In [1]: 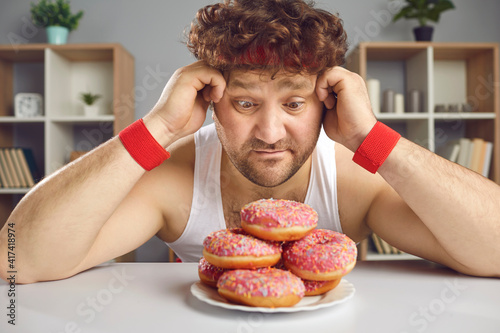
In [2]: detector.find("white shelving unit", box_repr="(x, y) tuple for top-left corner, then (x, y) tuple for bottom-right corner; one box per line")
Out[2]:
(346, 42), (499, 261)
(0, 44), (134, 242)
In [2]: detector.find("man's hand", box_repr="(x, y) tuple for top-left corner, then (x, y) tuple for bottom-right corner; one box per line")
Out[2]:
(143, 61), (226, 147)
(316, 66), (377, 152)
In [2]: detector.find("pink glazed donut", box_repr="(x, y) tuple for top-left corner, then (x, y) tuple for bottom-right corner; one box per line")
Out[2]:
(302, 278), (341, 296)
(240, 199), (318, 241)
(197, 257), (228, 288)
(217, 268), (305, 308)
(202, 228), (282, 269)
(283, 229), (357, 281)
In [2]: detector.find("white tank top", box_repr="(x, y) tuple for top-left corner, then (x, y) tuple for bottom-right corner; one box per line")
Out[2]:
(165, 123), (342, 262)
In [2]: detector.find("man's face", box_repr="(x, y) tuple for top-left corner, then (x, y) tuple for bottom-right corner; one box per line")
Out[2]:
(213, 69), (324, 187)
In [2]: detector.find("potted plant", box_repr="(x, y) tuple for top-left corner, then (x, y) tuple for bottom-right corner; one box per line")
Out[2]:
(30, 0), (84, 44)
(392, 0), (455, 41)
(80, 92), (102, 117)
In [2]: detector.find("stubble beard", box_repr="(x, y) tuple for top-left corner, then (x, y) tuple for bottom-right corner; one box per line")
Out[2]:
(217, 126), (320, 188)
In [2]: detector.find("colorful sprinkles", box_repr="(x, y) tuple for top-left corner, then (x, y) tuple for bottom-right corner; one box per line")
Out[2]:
(199, 200), (358, 307)
(283, 229), (357, 274)
(241, 199), (318, 229)
(217, 268), (305, 298)
(203, 228), (282, 257)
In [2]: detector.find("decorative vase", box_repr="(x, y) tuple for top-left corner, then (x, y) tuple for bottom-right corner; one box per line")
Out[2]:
(83, 105), (99, 117)
(413, 26), (434, 42)
(46, 26), (69, 45)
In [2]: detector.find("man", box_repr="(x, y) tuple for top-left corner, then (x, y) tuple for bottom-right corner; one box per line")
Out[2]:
(1, 0), (499, 283)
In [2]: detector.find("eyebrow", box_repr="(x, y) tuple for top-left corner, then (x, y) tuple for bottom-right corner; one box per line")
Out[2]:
(228, 79), (259, 91)
(276, 78), (313, 91)
(227, 77), (313, 92)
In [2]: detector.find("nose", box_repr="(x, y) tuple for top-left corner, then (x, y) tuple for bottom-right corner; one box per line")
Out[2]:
(254, 104), (287, 145)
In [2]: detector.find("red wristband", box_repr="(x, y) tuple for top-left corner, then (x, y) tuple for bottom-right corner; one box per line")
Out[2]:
(119, 119), (170, 171)
(352, 121), (401, 173)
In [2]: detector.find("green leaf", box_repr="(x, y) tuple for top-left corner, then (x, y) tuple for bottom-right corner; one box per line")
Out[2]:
(30, 0), (83, 31)
(391, 0), (455, 26)
(392, 6), (415, 22)
(427, 1), (455, 22)
(80, 92), (102, 106)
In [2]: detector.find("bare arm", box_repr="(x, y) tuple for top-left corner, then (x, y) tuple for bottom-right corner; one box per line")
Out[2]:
(0, 138), (152, 283)
(317, 66), (500, 277)
(374, 137), (500, 276)
(0, 61), (226, 283)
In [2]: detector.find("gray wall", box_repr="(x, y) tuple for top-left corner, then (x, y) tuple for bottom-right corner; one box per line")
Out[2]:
(1, 0), (499, 261)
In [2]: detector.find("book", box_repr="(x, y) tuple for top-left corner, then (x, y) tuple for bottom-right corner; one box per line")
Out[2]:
(455, 138), (472, 167)
(371, 234), (383, 254)
(482, 142), (493, 177)
(436, 140), (460, 163)
(15, 148), (35, 187)
(370, 233), (402, 255)
(0, 148), (40, 188)
(0, 152), (9, 188)
(5, 149), (21, 187)
(0, 149), (17, 187)
(469, 138), (485, 173)
(21, 148), (41, 183)
(9, 148), (28, 187)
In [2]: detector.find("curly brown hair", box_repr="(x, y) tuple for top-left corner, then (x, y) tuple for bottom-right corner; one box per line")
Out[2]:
(187, 0), (348, 75)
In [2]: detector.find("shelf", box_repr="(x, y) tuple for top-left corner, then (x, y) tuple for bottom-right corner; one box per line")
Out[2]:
(433, 112), (496, 120)
(0, 116), (46, 123)
(50, 115), (115, 123)
(377, 113), (430, 120)
(365, 253), (422, 261)
(0, 188), (31, 195)
(0, 43), (123, 62)
(377, 112), (496, 122)
(353, 41), (498, 61)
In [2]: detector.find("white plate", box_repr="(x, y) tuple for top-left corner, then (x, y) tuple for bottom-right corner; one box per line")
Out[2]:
(190, 279), (355, 313)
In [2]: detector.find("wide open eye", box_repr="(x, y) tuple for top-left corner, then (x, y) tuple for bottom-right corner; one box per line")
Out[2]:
(237, 100), (255, 110)
(285, 101), (305, 111)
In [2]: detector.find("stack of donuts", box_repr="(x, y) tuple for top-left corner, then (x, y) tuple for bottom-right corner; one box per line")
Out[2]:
(198, 198), (357, 308)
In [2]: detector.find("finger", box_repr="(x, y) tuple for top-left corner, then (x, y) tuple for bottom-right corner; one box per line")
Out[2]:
(316, 66), (348, 95)
(316, 68), (341, 103)
(202, 86), (212, 102)
(196, 73), (225, 103)
(324, 94), (337, 110)
(208, 74), (226, 103)
(316, 76), (331, 102)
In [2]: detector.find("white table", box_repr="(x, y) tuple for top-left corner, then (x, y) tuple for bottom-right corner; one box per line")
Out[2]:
(1, 260), (499, 333)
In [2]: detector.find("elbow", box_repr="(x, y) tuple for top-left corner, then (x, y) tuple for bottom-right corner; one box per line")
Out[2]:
(451, 260), (500, 278)
(0, 260), (39, 285)
(459, 268), (500, 278)
(0, 246), (42, 284)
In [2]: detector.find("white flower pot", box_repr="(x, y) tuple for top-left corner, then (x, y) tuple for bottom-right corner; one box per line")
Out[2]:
(83, 105), (100, 117)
